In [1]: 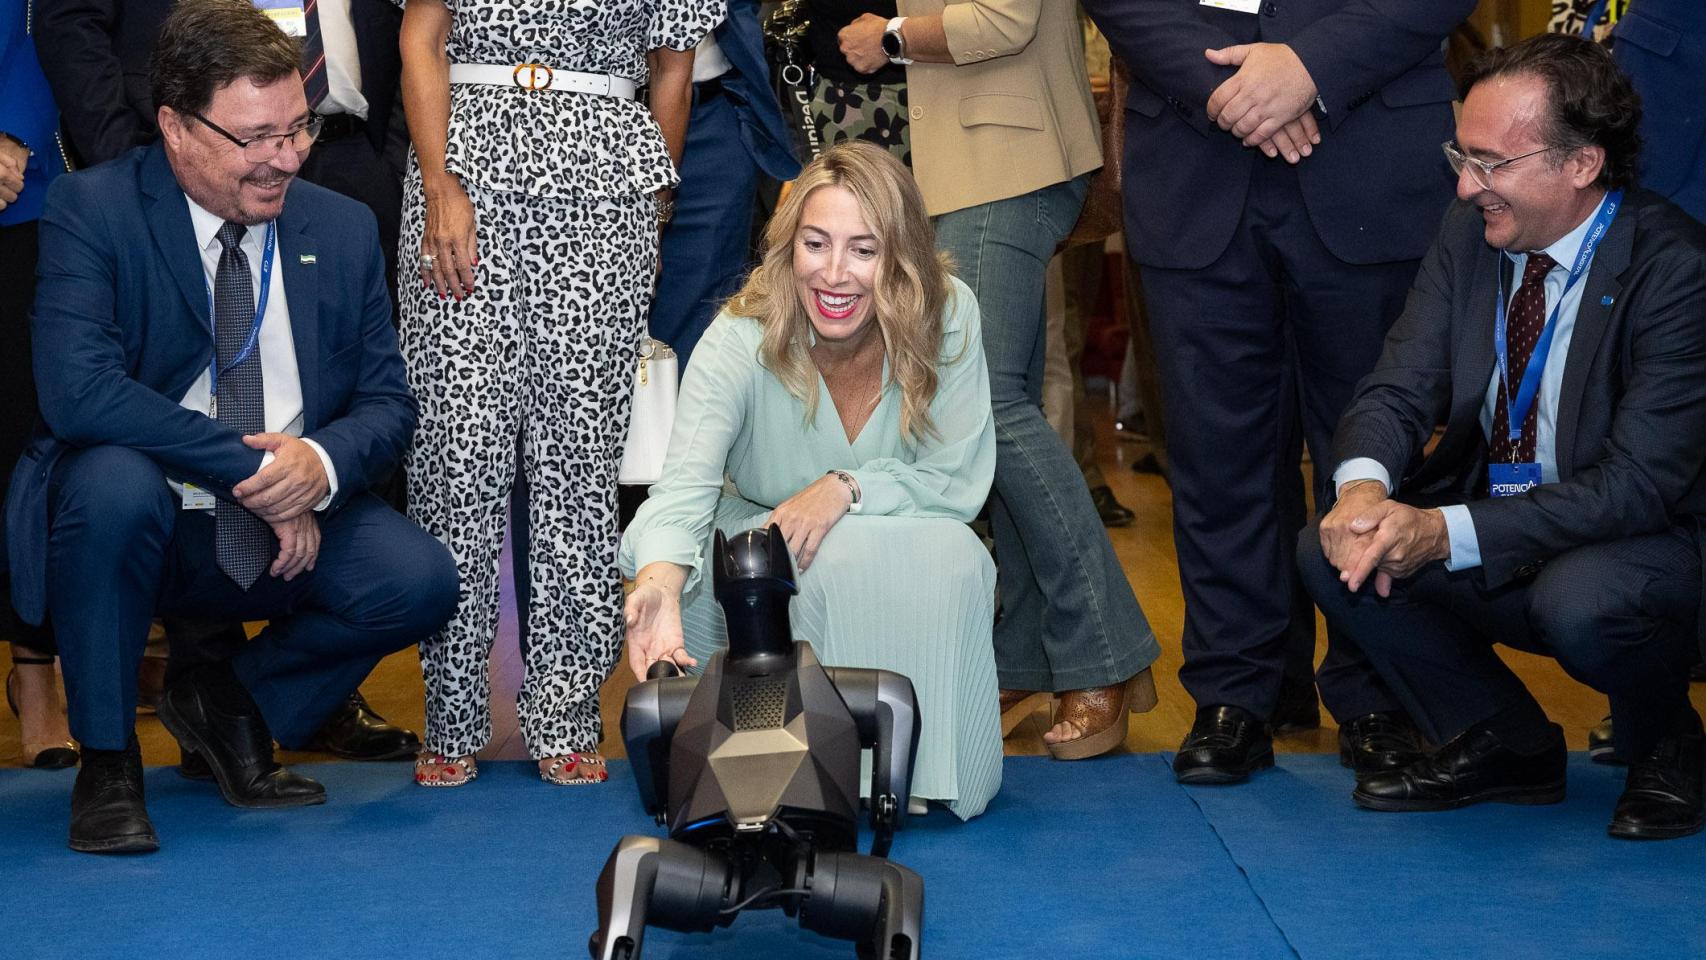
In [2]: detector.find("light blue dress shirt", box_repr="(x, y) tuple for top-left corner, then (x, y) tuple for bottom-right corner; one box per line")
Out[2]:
(1332, 200), (1607, 571)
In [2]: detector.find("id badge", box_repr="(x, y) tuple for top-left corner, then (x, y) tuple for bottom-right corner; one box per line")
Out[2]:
(253, 0), (308, 37)
(181, 483), (217, 511)
(1488, 462), (1542, 498)
(1200, 0), (1262, 13)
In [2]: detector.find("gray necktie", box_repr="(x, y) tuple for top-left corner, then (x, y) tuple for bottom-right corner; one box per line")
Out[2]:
(213, 221), (271, 589)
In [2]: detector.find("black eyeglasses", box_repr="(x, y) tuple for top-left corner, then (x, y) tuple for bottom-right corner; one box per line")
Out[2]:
(188, 110), (324, 161)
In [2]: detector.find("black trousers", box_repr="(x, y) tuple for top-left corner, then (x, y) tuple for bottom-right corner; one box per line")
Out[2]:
(1297, 520), (1702, 760)
(1138, 159), (1417, 720)
(1, 219), (53, 653)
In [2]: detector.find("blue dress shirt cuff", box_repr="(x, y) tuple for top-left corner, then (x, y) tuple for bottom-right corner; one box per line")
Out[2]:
(1437, 504), (1482, 571)
(1332, 458), (1392, 498)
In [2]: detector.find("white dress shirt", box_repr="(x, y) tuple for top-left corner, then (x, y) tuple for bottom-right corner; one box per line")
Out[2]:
(313, 0), (369, 119)
(1331, 199), (1607, 571)
(691, 21), (731, 83)
(180, 195), (339, 509)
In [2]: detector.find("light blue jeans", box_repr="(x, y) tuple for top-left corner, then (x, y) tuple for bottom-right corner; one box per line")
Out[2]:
(934, 175), (1159, 691)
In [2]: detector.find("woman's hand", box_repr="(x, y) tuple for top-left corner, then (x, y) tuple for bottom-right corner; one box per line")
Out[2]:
(625, 567), (696, 682)
(420, 178), (478, 300)
(768, 474), (854, 572)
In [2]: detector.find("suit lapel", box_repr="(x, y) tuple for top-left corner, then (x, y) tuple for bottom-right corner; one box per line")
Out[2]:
(1451, 241), (1500, 434)
(1554, 206), (1632, 478)
(141, 145), (213, 347)
(278, 196), (321, 431)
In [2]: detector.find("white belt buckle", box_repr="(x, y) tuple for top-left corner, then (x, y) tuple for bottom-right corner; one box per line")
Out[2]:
(512, 63), (555, 91)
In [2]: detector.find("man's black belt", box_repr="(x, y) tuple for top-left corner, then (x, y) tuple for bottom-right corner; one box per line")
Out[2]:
(694, 76), (726, 104)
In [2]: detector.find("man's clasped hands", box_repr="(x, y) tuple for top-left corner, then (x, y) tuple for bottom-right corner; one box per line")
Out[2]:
(230, 433), (332, 581)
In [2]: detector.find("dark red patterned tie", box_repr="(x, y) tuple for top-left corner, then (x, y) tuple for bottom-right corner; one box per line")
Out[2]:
(300, 0), (328, 110)
(1489, 252), (1558, 464)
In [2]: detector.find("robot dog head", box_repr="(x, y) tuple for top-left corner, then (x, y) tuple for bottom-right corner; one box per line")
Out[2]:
(713, 526), (797, 664)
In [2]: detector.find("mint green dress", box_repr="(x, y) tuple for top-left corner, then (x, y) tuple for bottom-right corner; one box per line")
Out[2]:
(619, 277), (1002, 819)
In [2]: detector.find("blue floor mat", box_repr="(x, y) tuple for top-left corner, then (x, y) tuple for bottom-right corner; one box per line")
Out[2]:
(0, 755), (1290, 960)
(1181, 753), (1706, 960)
(4, 754), (1700, 959)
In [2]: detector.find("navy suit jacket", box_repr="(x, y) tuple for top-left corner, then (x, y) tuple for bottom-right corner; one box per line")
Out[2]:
(33, 0), (402, 166)
(718, 0), (802, 181)
(1332, 190), (1706, 593)
(3, 142), (416, 623)
(1079, 0), (1474, 271)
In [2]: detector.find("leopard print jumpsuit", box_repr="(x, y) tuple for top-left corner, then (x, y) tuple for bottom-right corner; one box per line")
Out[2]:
(396, 0), (724, 760)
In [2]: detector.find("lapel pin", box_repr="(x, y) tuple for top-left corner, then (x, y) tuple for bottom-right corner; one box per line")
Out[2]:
(299, 254), (317, 264)
(1600, 295), (1614, 306)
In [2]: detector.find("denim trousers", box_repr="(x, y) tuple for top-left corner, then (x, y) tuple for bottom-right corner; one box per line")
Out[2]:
(934, 175), (1160, 692)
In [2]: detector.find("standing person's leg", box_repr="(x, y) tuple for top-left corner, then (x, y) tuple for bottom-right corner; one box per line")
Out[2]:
(400, 175), (525, 781)
(1138, 179), (1307, 780)
(516, 191), (656, 783)
(650, 84), (759, 366)
(1275, 189), (1421, 728)
(0, 219), (75, 767)
(934, 176), (1159, 760)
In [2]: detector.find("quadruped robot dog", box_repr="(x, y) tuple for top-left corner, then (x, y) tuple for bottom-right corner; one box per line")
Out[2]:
(590, 526), (926, 960)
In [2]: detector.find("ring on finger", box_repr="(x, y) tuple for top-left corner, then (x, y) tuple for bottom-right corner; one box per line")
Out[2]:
(419, 252), (437, 269)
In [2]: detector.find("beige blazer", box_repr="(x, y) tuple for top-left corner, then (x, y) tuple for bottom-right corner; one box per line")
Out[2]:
(900, 0), (1103, 216)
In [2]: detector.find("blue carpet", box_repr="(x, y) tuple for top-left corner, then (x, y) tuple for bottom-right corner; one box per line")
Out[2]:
(0, 754), (1699, 959)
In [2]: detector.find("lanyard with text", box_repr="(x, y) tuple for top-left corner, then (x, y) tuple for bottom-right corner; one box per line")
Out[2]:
(1488, 189), (1620, 495)
(203, 220), (276, 417)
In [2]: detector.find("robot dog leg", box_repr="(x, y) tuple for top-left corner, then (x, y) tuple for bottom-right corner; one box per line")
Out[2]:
(800, 850), (924, 960)
(589, 835), (734, 960)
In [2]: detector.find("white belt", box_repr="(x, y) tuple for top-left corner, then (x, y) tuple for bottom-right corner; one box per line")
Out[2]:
(448, 63), (636, 98)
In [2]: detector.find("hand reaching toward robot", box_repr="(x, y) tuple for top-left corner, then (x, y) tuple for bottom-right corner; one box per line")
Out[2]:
(625, 562), (698, 682)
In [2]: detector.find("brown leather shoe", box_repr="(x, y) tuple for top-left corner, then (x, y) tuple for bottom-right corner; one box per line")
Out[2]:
(1045, 668), (1159, 761)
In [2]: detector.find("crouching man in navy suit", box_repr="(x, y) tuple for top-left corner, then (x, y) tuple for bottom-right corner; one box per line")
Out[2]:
(3, 0), (458, 854)
(1300, 34), (1706, 840)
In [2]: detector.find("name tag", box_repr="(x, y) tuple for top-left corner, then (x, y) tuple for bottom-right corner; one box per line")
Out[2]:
(1200, 0), (1262, 13)
(1488, 462), (1542, 498)
(181, 483), (217, 511)
(253, 0), (308, 37)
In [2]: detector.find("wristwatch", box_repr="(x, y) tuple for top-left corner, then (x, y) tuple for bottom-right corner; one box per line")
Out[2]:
(881, 17), (912, 66)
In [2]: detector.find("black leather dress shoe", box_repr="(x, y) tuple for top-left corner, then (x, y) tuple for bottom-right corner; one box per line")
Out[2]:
(1353, 722), (1565, 812)
(156, 664), (325, 809)
(1089, 486), (1135, 528)
(69, 740), (158, 855)
(1338, 712), (1426, 776)
(305, 692), (420, 761)
(1609, 732), (1704, 841)
(1174, 705), (1274, 784)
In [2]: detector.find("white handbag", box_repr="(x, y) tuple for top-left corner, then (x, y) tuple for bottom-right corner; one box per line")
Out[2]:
(618, 335), (679, 486)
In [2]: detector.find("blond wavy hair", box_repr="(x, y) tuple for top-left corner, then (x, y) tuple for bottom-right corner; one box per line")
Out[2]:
(726, 141), (954, 444)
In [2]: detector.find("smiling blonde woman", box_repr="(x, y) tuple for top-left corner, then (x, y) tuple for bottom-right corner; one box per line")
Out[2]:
(620, 142), (1003, 819)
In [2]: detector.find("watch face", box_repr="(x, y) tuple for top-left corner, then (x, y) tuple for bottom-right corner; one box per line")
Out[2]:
(882, 30), (902, 57)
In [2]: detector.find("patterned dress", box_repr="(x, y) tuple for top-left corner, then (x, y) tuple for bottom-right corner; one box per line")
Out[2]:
(396, 0), (725, 760)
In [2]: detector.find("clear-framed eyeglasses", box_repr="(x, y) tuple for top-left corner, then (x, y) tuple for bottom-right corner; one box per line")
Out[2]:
(189, 110), (324, 162)
(1442, 140), (1551, 191)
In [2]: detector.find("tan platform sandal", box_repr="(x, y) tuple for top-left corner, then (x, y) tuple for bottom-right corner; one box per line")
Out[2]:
(539, 752), (609, 785)
(414, 752), (477, 787)
(1044, 667), (1160, 761)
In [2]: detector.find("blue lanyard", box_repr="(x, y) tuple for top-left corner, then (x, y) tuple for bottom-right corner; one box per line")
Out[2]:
(204, 220), (276, 404)
(1580, 0), (1612, 38)
(1493, 189), (1621, 449)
